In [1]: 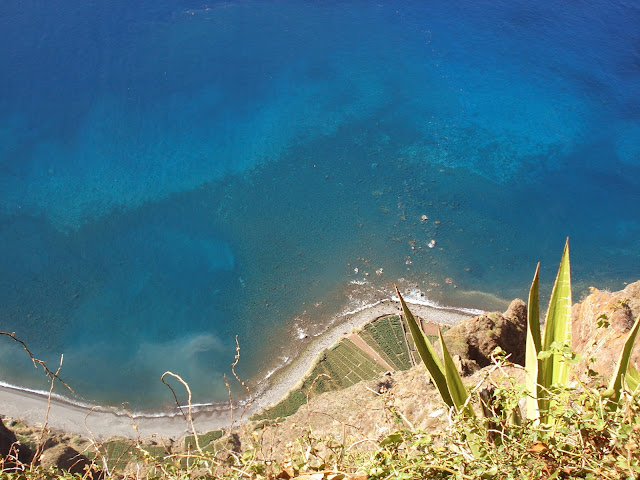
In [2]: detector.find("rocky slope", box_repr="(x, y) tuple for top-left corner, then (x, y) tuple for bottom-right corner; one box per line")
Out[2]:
(228, 280), (640, 462)
(2, 280), (639, 475)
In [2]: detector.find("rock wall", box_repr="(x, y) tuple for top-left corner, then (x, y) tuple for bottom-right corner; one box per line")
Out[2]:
(443, 298), (527, 374)
(572, 280), (640, 379)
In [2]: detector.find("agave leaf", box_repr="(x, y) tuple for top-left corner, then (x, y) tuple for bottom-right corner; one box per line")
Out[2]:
(439, 328), (475, 418)
(527, 263), (542, 351)
(541, 238), (572, 390)
(607, 313), (640, 410)
(626, 365), (640, 394)
(525, 262), (541, 421)
(395, 285), (453, 408)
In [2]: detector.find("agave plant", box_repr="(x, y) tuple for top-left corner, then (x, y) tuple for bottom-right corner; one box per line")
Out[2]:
(399, 238), (640, 425)
(395, 284), (484, 458)
(524, 238), (572, 423)
(606, 313), (640, 410)
(395, 240), (640, 466)
(394, 241), (575, 423)
(525, 239), (640, 421)
(394, 285), (474, 419)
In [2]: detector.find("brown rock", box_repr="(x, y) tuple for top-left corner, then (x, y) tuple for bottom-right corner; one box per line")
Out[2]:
(39, 444), (99, 478)
(571, 283), (640, 378)
(505, 298), (527, 323)
(443, 299), (527, 369)
(452, 354), (480, 376)
(622, 280), (640, 321)
(0, 417), (32, 466)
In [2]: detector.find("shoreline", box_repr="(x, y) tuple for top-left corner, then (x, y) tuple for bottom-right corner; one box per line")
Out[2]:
(0, 296), (479, 441)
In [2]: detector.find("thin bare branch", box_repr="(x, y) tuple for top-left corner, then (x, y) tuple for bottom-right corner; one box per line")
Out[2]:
(161, 371), (201, 455)
(224, 373), (234, 432)
(0, 331), (73, 392)
(231, 335), (253, 421)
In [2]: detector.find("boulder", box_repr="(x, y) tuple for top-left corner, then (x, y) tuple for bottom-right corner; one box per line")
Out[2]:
(571, 281), (640, 379)
(0, 417), (32, 466)
(39, 443), (99, 478)
(443, 299), (527, 371)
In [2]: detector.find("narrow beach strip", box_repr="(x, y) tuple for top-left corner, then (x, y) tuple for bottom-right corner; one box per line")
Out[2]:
(0, 298), (475, 440)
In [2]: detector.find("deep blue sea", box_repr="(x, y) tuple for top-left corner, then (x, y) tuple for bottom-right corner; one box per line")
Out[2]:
(1, 0), (639, 409)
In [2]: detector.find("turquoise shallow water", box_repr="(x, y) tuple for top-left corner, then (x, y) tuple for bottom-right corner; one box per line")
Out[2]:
(0, 0), (639, 408)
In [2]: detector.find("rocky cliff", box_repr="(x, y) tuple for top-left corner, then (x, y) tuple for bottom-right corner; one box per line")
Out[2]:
(2, 280), (639, 475)
(571, 281), (640, 379)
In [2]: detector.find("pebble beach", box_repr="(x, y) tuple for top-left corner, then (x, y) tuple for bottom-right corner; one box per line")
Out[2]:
(0, 298), (473, 440)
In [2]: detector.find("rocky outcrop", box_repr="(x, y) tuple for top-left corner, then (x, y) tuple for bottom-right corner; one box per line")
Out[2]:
(0, 419), (101, 478)
(439, 281), (640, 380)
(0, 417), (32, 466)
(443, 298), (527, 374)
(39, 443), (100, 479)
(571, 280), (640, 379)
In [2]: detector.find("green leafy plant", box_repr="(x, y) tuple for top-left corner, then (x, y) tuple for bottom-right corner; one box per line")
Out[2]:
(397, 237), (640, 467)
(525, 238), (572, 423)
(525, 238), (640, 421)
(394, 284), (472, 418)
(394, 285), (482, 458)
(607, 312), (640, 410)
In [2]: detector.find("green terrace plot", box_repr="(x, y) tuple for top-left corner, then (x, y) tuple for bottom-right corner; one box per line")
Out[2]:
(253, 338), (385, 420)
(184, 429), (225, 453)
(83, 439), (170, 472)
(361, 315), (413, 371)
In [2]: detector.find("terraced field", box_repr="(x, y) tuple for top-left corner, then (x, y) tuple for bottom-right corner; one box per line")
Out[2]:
(360, 315), (413, 371)
(254, 314), (432, 421)
(254, 337), (385, 420)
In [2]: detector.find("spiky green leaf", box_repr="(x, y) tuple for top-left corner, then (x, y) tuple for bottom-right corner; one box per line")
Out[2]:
(395, 285), (453, 408)
(626, 365), (640, 394)
(541, 238), (572, 390)
(439, 328), (475, 418)
(607, 313), (640, 410)
(527, 263), (542, 351)
(525, 262), (541, 421)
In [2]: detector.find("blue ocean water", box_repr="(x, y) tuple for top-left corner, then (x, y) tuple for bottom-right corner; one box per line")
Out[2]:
(0, 0), (639, 408)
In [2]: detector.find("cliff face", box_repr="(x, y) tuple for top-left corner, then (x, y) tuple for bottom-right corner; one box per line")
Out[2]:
(440, 281), (640, 380)
(248, 280), (640, 461)
(2, 281), (639, 473)
(571, 280), (640, 379)
(443, 298), (527, 374)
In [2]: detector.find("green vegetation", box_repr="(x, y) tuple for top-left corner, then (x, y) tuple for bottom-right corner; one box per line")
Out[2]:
(366, 368), (640, 479)
(184, 429), (224, 452)
(255, 313), (423, 421)
(254, 337), (385, 420)
(526, 239), (639, 421)
(76, 438), (170, 473)
(361, 315), (413, 371)
(390, 239), (640, 474)
(4, 356), (640, 479)
(3, 242), (640, 479)
(396, 285), (465, 414)
(97, 440), (137, 471)
(525, 239), (573, 423)
(608, 313), (640, 412)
